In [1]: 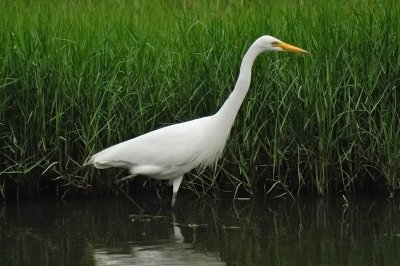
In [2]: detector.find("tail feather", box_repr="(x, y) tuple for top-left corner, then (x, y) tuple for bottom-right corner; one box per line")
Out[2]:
(83, 143), (134, 169)
(93, 161), (112, 169)
(83, 153), (117, 169)
(85, 154), (132, 169)
(82, 154), (112, 169)
(82, 156), (94, 167)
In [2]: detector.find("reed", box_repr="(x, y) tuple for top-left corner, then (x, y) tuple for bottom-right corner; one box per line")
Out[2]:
(0, 0), (399, 198)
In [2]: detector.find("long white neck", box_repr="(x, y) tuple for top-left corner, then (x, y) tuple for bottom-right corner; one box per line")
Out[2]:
(215, 42), (264, 127)
(198, 40), (266, 168)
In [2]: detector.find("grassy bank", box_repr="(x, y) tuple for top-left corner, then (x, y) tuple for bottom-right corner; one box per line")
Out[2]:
(1, 0), (399, 199)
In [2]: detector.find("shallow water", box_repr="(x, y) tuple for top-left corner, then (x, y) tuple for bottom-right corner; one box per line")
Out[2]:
(0, 194), (399, 266)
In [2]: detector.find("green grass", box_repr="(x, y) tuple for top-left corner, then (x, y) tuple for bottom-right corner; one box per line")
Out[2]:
(0, 0), (399, 198)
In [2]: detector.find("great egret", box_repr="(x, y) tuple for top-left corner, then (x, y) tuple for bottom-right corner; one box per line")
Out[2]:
(85, 35), (308, 207)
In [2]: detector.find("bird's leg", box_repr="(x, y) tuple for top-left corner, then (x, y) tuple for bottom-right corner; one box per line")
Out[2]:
(115, 173), (138, 184)
(171, 175), (183, 207)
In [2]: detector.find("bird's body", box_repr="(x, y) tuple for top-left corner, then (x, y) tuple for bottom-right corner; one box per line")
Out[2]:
(86, 35), (308, 206)
(92, 114), (223, 180)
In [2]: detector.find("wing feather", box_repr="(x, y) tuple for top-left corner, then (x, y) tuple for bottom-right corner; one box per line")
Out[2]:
(90, 117), (209, 177)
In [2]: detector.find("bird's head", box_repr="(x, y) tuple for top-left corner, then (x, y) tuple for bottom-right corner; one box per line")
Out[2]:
(255, 35), (309, 54)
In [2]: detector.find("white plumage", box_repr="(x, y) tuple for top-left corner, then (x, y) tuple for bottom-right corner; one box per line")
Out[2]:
(85, 35), (308, 206)
(91, 115), (222, 179)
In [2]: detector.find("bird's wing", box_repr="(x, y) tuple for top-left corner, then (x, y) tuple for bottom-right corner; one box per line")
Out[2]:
(91, 117), (209, 172)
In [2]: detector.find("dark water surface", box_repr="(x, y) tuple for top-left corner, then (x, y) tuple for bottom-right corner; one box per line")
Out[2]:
(1, 194), (399, 266)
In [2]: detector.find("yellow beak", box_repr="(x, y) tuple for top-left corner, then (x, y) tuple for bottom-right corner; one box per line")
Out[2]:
(277, 42), (309, 54)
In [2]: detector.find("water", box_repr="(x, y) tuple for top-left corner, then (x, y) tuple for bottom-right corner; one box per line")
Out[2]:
(0, 195), (399, 266)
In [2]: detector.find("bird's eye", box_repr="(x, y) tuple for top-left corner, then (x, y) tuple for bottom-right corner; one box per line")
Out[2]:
(271, 41), (279, 46)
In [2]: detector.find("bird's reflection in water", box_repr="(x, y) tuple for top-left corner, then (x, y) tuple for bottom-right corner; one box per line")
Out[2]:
(93, 213), (225, 266)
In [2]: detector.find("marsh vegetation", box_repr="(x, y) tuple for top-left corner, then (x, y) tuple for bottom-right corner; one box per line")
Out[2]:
(1, 0), (399, 198)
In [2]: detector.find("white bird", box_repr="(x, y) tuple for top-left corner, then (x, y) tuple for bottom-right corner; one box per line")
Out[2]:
(85, 35), (308, 207)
